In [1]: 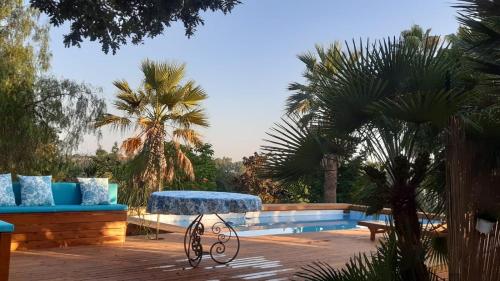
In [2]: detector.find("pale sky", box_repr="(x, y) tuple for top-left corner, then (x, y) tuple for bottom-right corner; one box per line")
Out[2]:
(47, 0), (459, 161)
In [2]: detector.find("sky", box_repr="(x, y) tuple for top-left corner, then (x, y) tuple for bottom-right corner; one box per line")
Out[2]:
(47, 0), (459, 161)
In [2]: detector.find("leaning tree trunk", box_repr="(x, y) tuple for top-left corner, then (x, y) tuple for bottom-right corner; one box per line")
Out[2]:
(322, 154), (338, 203)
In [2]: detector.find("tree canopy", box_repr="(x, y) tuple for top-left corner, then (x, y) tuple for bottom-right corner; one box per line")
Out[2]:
(30, 0), (241, 54)
(0, 0), (106, 174)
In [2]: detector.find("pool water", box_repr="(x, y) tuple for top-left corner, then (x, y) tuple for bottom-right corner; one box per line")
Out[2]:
(234, 210), (389, 236)
(150, 210), (392, 237)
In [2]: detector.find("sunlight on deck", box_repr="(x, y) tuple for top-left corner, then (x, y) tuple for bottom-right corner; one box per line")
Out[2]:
(10, 229), (376, 281)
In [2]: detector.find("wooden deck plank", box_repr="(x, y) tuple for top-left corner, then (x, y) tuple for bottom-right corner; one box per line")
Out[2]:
(10, 229), (377, 280)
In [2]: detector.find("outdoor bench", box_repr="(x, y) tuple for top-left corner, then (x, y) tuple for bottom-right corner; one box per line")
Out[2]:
(357, 220), (447, 241)
(0, 182), (128, 251)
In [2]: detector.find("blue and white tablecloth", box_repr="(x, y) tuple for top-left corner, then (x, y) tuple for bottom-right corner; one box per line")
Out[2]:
(147, 191), (262, 215)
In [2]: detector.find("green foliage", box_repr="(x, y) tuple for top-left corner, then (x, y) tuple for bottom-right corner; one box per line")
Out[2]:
(233, 153), (287, 203)
(261, 117), (327, 183)
(188, 143), (217, 183)
(0, 0), (105, 175)
(295, 232), (444, 281)
(214, 157), (244, 191)
(455, 0), (500, 76)
(167, 143), (218, 190)
(30, 0), (241, 54)
(282, 180), (313, 203)
(336, 155), (367, 203)
(33, 77), (106, 152)
(0, 0), (51, 173)
(286, 42), (344, 124)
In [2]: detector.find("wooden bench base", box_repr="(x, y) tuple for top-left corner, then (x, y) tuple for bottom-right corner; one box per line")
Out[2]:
(0, 232), (11, 280)
(357, 221), (388, 241)
(0, 211), (127, 251)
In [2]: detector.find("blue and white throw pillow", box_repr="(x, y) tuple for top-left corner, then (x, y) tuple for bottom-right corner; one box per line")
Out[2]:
(0, 174), (16, 206)
(78, 178), (110, 205)
(18, 175), (54, 206)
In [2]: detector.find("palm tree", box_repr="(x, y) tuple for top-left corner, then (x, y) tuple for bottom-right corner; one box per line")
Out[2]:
(400, 25), (440, 49)
(287, 42), (344, 123)
(262, 116), (356, 203)
(268, 32), (466, 280)
(320, 35), (465, 281)
(96, 60), (209, 194)
(267, 43), (354, 203)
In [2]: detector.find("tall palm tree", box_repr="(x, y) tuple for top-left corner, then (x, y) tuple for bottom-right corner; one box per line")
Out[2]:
(267, 43), (354, 203)
(96, 60), (209, 194)
(287, 42), (344, 123)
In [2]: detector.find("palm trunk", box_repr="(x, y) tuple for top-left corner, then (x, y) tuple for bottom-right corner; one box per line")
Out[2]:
(322, 154), (338, 203)
(143, 124), (166, 240)
(392, 183), (429, 281)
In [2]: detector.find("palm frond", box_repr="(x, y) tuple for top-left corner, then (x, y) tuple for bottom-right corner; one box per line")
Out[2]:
(295, 231), (444, 281)
(94, 114), (132, 131)
(295, 232), (402, 281)
(121, 137), (143, 155)
(141, 59), (186, 93)
(261, 116), (356, 183)
(177, 81), (208, 108)
(368, 90), (467, 127)
(171, 108), (209, 128)
(173, 128), (203, 146)
(287, 41), (344, 121)
(113, 80), (145, 114)
(261, 118), (324, 182)
(165, 142), (195, 182)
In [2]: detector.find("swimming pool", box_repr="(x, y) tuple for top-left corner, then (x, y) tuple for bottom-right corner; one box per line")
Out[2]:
(145, 210), (392, 237)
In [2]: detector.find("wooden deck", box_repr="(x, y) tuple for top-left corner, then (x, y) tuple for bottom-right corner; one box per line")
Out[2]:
(9, 229), (376, 281)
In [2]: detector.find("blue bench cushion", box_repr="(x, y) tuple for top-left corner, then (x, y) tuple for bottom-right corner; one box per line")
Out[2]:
(11, 182), (119, 205)
(0, 220), (14, 232)
(0, 204), (128, 214)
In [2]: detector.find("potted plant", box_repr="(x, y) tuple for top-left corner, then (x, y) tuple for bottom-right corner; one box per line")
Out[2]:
(476, 212), (498, 234)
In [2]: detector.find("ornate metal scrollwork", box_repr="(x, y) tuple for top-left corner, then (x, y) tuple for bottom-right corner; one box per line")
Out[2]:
(209, 214), (240, 264)
(184, 214), (204, 267)
(183, 214), (240, 267)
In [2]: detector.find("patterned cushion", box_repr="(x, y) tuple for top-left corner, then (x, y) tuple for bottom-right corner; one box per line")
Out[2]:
(77, 178), (110, 205)
(0, 174), (16, 207)
(18, 175), (54, 206)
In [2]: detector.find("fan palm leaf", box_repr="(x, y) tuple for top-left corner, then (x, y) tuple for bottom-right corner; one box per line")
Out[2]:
(94, 114), (132, 132)
(261, 116), (356, 183)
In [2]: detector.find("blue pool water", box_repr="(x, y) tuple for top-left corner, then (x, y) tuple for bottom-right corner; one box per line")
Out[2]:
(232, 210), (390, 236)
(155, 210), (398, 237)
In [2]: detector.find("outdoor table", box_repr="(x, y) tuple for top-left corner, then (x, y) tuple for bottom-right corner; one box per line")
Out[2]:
(147, 191), (262, 267)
